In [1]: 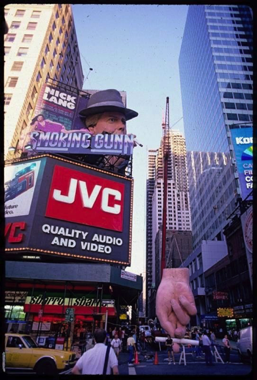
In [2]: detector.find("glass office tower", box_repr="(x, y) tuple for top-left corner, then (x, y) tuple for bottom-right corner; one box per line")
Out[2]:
(179, 5), (253, 247)
(179, 5), (253, 153)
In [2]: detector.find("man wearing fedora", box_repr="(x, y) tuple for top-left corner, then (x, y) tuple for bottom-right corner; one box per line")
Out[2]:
(78, 89), (197, 350)
(78, 89), (138, 174)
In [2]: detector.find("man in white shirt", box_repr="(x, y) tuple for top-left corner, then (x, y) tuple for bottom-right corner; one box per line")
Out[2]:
(71, 329), (119, 375)
(111, 334), (122, 358)
(202, 331), (214, 366)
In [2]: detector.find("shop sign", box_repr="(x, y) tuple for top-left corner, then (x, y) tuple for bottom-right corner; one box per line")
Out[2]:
(200, 314), (218, 320)
(213, 291), (228, 300)
(217, 308), (234, 318)
(5, 291), (28, 304)
(26, 295), (115, 307)
(5, 156), (133, 266)
(32, 321), (51, 331)
(121, 270), (137, 282)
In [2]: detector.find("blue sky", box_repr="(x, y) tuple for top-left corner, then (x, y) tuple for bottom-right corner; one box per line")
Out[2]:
(72, 4), (189, 275)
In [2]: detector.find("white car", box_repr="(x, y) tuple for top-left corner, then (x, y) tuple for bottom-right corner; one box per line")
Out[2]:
(237, 326), (252, 363)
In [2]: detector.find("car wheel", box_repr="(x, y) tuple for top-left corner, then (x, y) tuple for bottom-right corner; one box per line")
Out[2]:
(35, 359), (58, 375)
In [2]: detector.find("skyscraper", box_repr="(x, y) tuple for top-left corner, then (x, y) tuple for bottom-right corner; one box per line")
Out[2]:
(179, 5), (253, 245)
(146, 130), (192, 317)
(4, 4), (84, 159)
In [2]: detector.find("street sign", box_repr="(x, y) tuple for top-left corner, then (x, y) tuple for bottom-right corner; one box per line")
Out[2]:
(65, 308), (74, 322)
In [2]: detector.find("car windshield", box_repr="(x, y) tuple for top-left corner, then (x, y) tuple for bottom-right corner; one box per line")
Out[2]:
(22, 335), (38, 348)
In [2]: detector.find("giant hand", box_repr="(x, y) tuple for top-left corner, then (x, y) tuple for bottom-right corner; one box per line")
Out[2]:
(156, 268), (197, 352)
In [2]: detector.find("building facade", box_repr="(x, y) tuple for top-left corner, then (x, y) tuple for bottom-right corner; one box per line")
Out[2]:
(179, 4), (253, 250)
(4, 4), (84, 159)
(146, 130), (192, 318)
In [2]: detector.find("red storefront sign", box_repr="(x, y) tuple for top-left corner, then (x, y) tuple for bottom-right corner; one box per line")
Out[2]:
(24, 304), (116, 316)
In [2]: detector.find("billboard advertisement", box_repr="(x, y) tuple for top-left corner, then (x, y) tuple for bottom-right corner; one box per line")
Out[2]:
(230, 127), (253, 200)
(18, 80), (135, 156)
(5, 155), (133, 265)
(241, 206), (252, 289)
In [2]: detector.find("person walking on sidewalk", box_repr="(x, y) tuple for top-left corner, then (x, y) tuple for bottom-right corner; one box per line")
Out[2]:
(222, 334), (231, 363)
(71, 329), (118, 375)
(202, 331), (214, 366)
(165, 335), (175, 365)
(111, 334), (122, 359)
(127, 331), (136, 366)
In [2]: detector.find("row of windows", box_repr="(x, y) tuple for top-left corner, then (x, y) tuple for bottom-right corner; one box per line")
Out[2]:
(211, 39), (250, 48)
(205, 6), (239, 11)
(215, 63), (252, 72)
(217, 72), (253, 81)
(210, 32), (248, 39)
(9, 21), (37, 30)
(218, 82), (252, 90)
(214, 55), (252, 63)
(212, 46), (251, 55)
(206, 11), (240, 18)
(222, 92), (252, 100)
(225, 113), (252, 122)
(5, 33), (34, 43)
(209, 25), (251, 33)
(207, 18), (248, 25)
(5, 9), (41, 18)
(222, 102), (252, 111)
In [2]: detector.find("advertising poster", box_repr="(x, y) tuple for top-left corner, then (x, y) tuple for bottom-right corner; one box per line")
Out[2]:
(230, 127), (253, 200)
(18, 80), (135, 156)
(5, 156), (133, 266)
(4, 161), (41, 217)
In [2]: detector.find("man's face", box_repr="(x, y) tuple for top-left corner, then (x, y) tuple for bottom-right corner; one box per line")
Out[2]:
(89, 112), (127, 135)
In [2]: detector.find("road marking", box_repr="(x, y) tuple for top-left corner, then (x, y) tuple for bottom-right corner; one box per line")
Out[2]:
(128, 366), (137, 375)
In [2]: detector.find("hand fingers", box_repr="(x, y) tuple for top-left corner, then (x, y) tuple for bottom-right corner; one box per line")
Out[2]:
(170, 299), (191, 325)
(178, 295), (197, 316)
(156, 311), (176, 338)
(174, 321), (186, 338)
(173, 343), (180, 353)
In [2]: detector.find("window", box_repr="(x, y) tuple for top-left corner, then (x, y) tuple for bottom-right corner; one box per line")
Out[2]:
(27, 22), (37, 30)
(31, 86), (37, 101)
(4, 94), (12, 106)
(45, 45), (49, 55)
(236, 103), (247, 110)
(17, 47), (28, 56)
(22, 34), (33, 43)
(57, 63), (61, 71)
(10, 21), (21, 29)
(50, 60), (54, 70)
(227, 113), (238, 121)
(6, 77), (18, 88)
(224, 102), (236, 109)
(15, 9), (25, 17)
(53, 48), (57, 58)
(55, 11), (59, 19)
(234, 93), (244, 99)
(238, 114), (249, 121)
(52, 21), (56, 31)
(59, 27), (63, 35)
(31, 10), (41, 18)
(36, 71), (42, 83)
(56, 37), (60, 46)
(49, 33), (53, 42)
(40, 57), (46, 69)
(5, 34), (16, 42)
(26, 103), (33, 117)
(11, 62), (24, 71)
(62, 16), (65, 25)
(223, 92), (233, 98)
(5, 46), (11, 55)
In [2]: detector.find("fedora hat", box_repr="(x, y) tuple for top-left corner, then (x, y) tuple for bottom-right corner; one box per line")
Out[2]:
(79, 89), (138, 120)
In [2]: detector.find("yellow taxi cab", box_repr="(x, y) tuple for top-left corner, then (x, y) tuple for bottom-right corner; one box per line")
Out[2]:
(5, 333), (77, 375)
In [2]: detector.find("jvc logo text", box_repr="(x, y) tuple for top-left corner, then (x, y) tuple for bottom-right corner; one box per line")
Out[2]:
(45, 165), (125, 231)
(235, 137), (252, 145)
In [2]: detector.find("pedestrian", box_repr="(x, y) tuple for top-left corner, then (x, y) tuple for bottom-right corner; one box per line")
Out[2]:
(111, 333), (122, 359)
(127, 331), (136, 366)
(71, 328), (118, 375)
(222, 334), (231, 363)
(210, 329), (216, 348)
(132, 329), (138, 351)
(165, 335), (175, 365)
(195, 330), (202, 358)
(140, 330), (146, 351)
(202, 330), (214, 366)
(121, 327), (126, 351)
(233, 330), (238, 341)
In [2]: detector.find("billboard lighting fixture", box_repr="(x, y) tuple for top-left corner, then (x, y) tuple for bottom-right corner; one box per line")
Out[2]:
(24, 144), (32, 150)
(8, 146), (16, 152)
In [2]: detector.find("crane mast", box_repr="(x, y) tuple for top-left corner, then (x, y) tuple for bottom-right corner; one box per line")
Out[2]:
(161, 97), (170, 275)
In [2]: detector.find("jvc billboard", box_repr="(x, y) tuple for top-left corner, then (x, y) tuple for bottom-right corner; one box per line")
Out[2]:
(230, 127), (253, 200)
(4, 156), (133, 265)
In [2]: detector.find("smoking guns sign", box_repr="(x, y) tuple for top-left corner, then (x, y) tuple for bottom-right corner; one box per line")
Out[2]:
(5, 155), (133, 265)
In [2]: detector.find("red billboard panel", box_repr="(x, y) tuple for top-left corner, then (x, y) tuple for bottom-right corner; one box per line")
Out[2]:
(4, 155), (133, 265)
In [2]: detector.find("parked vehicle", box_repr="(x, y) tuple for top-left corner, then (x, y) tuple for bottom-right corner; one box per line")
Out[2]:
(5, 333), (77, 375)
(139, 325), (152, 337)
(237, 326), (252, 363)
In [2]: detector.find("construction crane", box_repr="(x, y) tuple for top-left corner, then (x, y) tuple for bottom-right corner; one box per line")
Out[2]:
(161, 97), (170, 275)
